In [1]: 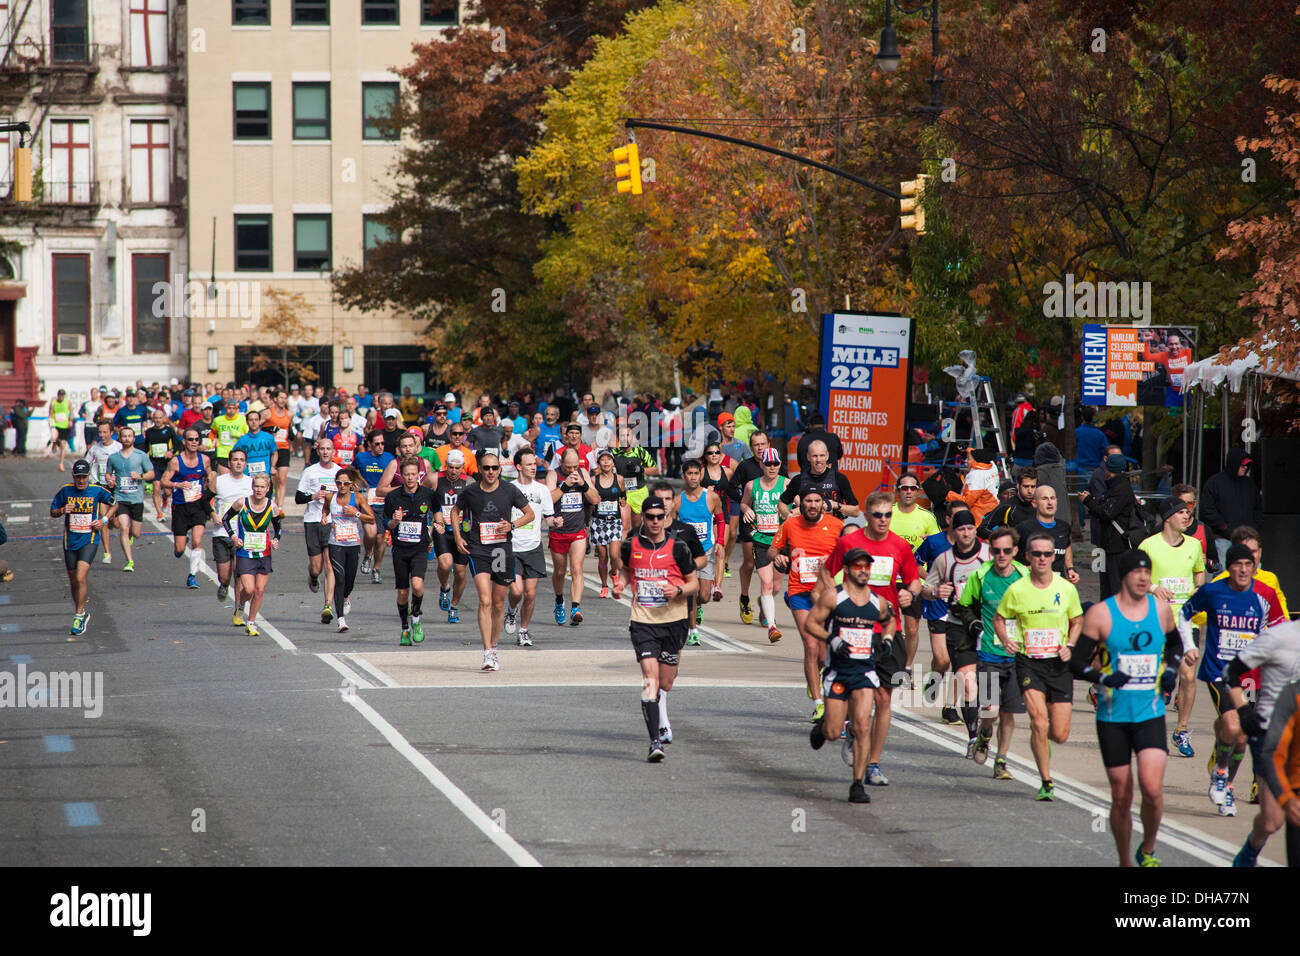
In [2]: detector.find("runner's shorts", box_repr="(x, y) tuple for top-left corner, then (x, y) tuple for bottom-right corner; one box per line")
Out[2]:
(212, 535), (237, 564)
(64, 540), (97, 570)
(391, 547), (428, 590)
(977, 657), (1027, 714)
(276, 449), (292, 469)
(433, 531), (469, 565)
(467, 544), (514, 586)
(626, 486), (649, 514)
(171, 501), (208, 536)
(631, 620), (688, 667)
(753, 541), (774, 569)
(304, 521), (330, 557)
(116, 501), (144, 523)
(548, 529), (587, 555)
(514, 545), (546, 580)
(822, 664), (881, 700)
(235, 554), (273, 577)
(1016, 654), (1073, 704)
(784, 590), (814, 612)
(1096, 716), (1167, 768)
(589, 515), (623, 547)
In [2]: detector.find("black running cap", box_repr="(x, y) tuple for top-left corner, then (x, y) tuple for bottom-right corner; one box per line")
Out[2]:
(641, 497), (667, 515)
(1118, 550), (1152, 577)
(72, 459), (91, 476)
(1225, 543), (1255, 567)
(843, 548), (874, 566)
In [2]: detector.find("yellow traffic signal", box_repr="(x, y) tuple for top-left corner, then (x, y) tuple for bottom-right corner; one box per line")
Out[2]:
(13, 146), (31, 202)
(613, 143), (642, 196)
(900, 174), (929, 234)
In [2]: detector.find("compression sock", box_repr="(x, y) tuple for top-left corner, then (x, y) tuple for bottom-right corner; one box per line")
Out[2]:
(1227, 748), (1246, 783)
(1215, 741), (1234, 772)
(962, 704), (980, 738)
(190, 548), (203, 575)
(411, 593), (422, 617)
(555, 593), (564, 605)
(398, 603), (409, 628)
(759, 594), (776, 624)
(641, 698), (661, 741)
(658, 689), (669, 727)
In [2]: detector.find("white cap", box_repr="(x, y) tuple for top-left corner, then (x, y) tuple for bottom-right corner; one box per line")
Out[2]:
(383, 408), (400, 418)
(446, 449), (465, 465)
(169, 377), (179, 385)
(444, 392), (456, 403)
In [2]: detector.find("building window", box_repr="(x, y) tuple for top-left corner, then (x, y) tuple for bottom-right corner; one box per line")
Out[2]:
(362, 83), (399, 141)
(51, 0), (89, 62)
(232, 0), (269, 25)
(49, 119), (91, 203)
(129, 120), (170, 204)
(129, 0), (168, 66)
(422, 1), (458, 25)
(234, 215), (272, 271)
(292, 83), (330, 140)
(294, 214), (331, 271)
(52, 253), (90, 345)
(233, 83), (271, 139)
(133, 254), (169, 353)
(0, 122), (12, 197)
(363, 215), (394, 268)
(361, 0), (398, 26)
(292, 0), (329, 24)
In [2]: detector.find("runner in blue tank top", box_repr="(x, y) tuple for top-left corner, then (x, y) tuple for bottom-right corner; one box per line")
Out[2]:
(676, 459), (724, 645)
(354, 430), (396, 584)
(1070, 549), (1189, 867)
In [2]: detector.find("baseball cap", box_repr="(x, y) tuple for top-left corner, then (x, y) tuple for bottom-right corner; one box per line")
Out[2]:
(72, 459), (91, 476)
(406, 425), (424, 437)
(1241, 455), (1254, 466)
(1104, 453), (1128, 473)
(641, 496), (667, 515)
(443, 392), (456, 403)
(338, 389), (349, 396)
(201, 401), (213, 410)
(446, 449), (465, 466)
(950, 510), (976, 528)
(433, 403), (447, 412)
(587, 405), (602, 415)
(1160, 497), (1187, 522)
(1225, 543), (1255, 567)
(290, 384), (300, 390)
(597, 448), (614, 460)
(669, 397), (682, 406)
(718, 412), (735, 425)
(383, 408), (401, 419)
(842, 547), (874, 567)
(760, 448), (781, 465)
(1118, 549), (1153, 577)
(508, 399), (520, 408)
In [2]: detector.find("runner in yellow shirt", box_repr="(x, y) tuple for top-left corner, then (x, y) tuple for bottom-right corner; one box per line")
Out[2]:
(892, 475), (941, 675)
(212, 398), (249, 473)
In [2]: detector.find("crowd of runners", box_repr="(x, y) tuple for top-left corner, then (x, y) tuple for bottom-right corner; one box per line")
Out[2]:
(33, 379), (1300, 867)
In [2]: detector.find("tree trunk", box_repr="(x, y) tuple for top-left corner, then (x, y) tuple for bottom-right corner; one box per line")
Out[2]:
(1060, 319), (1077, 459)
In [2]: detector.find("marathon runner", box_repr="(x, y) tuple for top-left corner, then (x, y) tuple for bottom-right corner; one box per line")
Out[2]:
(994, 530), (1084, 801)
(614, 495), (699, 762)
(700, 441), (733, 578)
(589, 449), (626, 599)
(892, 474), (941, 687)
(423, 402), (452, 450)
(466, 405), (503, 462)
(1070, 550), (1186, 866)
(505, 448), (555, 646)
(355, 430), (395, 585)
(221, 473), (282, 638)
(322, 467), (375, 633)
(262, 388), (295, 508)
(383, 456), (437, 646)
(726, 429), (776, 625)
(196, 402), (219, 458)
(101, 426), (154, 573)
(738, 447), (788, 642)
(677, 458), (724, 644)
(211, 448), (254, 615)
(805, 547), (896, 804)
(610, 422), (657, 535)
(212, 397), (248, 473)
(296, 437), (341, 623)
(323, 400), (362, 468)
(498, 419), (530, 481)
(112, 389), (150, 436)
(432, 449), (472, 622)
(143, 407), (180, 521)
(85, 422), (122, 564)
(49, 389), (73, 470)
(452, 453), (533, 671)
(547, 447), (596, 626)
(159, 427), (213, 589)
(50, 460), (117, 634)
(232, 409), (277, 486)
(779, 440), (860, 521)
(528, 404), (565, 473)
(769, 488), (843, 721)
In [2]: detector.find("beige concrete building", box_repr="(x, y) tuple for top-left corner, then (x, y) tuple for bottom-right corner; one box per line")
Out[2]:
(186, 0), (456, 393)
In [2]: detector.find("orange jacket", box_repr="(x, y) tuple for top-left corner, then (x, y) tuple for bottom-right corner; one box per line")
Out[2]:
(946, 459), (999, 523)
(1264, 679), (1300, 808)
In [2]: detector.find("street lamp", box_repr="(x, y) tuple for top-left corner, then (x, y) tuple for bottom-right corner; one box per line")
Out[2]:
(874, 0), (944, 113)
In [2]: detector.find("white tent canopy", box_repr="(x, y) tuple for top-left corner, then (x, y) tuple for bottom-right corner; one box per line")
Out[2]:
(1182, 346), (1300, 394)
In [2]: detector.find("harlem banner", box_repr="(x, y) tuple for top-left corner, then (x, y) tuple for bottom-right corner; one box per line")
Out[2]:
(818, 312), (913, 502)
(1081, 325), (1197, 408)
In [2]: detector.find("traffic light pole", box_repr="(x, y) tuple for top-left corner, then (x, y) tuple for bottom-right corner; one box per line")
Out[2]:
(624, 119), (903, 201)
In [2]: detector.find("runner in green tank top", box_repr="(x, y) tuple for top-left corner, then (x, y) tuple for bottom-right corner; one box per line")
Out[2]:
(740, 449), (789, 642)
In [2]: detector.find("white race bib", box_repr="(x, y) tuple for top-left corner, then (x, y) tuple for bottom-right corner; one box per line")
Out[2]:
(1024, 627), (1061, 659)
(756, 511), (779, 533)
(397, 521), (423, 544)
(691, 520), (709, 541)
(241, 531), (268, 553)
(1117, 653), (1158, 687)
(625, 475), (639, 490)
(336, 448), (354, 465)
(867, 555), (895, 587)
(274, 428), (289, 444)
(182, 480), (202, 502)
(368, 488), (384, 505)
(248, 460), (267, 474)
(333, 521), (360, 545)
(793, 555), (822, 584)
(150, 442), (168, 458)
(480, 521), (508, 545)
(636, 580), (667, 607)
(560, 492), (583, 513)
(1217, 630), (1252, 661)
(839, 625), (874, 660)
(1160, 577), (1191, 599)
(69, 512), (94, 533)
(597, 500), (618, 517)
(118, 477), (139, 494)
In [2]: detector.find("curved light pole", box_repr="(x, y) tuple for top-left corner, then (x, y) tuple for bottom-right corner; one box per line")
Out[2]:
(874, 0), (943, 114)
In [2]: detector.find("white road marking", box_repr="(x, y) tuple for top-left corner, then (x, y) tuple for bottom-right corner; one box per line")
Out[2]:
(361, 681), (808, 690)
(316, 652), (376, 689)
(344, 652), (398, 687)
(5, 515), (29, 523)
(575, 568), (757, 653)
(342, 692), (542, 867)
(10, 502), (32, 508)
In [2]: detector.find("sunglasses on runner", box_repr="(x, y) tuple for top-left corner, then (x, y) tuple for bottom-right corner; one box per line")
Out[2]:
(897, 484), (919, 491)
(1028, 550), (1054, 558)
(451, 430), (465, 436)
(991, 546), (1016, 555)
(481, 464), (501, 471)
(643, 513), (665, 521)
(869, 511), (891, 519)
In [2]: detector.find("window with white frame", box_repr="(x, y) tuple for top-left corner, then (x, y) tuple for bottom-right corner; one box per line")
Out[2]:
(49, 119), (91, 202)
(130, 120), (170, 204)
(129, 0), (169, 67)
(0, 122), (11, 196)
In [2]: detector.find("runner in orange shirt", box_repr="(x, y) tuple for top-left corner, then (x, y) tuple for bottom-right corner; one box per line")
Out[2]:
(261, 388), (295, 508)
(769, 488), (844, 721)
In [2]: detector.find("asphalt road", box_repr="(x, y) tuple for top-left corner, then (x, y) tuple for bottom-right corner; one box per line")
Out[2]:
(0, 455), (1235, 866)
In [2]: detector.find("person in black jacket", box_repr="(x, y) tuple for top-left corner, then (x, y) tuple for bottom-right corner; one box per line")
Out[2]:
(1079, 453), (1139, 598)
(977, 466), (1038, 540)
(1200, 447), (1262, 569)
(794, 413), (843, 473)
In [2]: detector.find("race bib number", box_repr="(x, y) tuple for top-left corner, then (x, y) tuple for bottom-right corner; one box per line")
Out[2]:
(1024, 627), (1062, 659)
(839, 626), (874, 660)
(69, 512), (94, 533)
(220, 429), (234, 445)
(248, 461), (267, 474)
(275, 428), (289, 444)
(597, 500), (618, 517)
(625, 475), (639, 490)
(440, 502), (454, 523)
(1160, 577), (1191, 599)
(150, 442), (168, 458)
(480, 521), (508, 545)
(867, 555), (895, 588)
(333, 521), (360, 545)
(368, 488), (384, 505)
(336, 448), (354, 465)
(118, 477), (138, 494)
(560, 492), (583, 513)
(690, 520), (709, 541)
(397, 521), (423, 544)
(793, 555), (822, 584)
(756, 511), (779, 534)
(1117, 653), (1158, 687)
(1217, 630), (1252, 662)
(202, 436), (216, 451)
(1003, 620), (1019, 646)
(242, 531), (268, 553)
(636, 580), (667, 607)
(182, 480), (202, 503)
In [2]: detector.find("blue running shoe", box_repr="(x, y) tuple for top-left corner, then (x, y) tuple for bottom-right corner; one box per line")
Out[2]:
(448, 607), (459, 624)
(554, 600), (567, 625)
(1172, 729), (1194, 758)
(438, 588), (450, 611)
(1232, 838), (1260, 868)
(186, 574), (200, 589)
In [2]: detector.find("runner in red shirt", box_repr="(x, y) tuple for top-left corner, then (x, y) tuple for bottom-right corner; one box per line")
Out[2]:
(822, 489), (923, 787)
(769, 489), (843, 720)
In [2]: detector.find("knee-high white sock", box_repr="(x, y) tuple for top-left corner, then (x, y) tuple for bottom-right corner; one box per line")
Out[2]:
(658, 689), (669, 727)
(759, 594), (776, 625)
(190, 548), (203, 575)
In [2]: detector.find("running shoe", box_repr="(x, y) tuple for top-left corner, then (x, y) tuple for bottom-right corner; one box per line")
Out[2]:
(695, 605), (704, 626)
(411, 619), (424, 644)
(759, 605), (768, 627)
(371, 569), (382, 585)
(439, 588), (450, 611)
(647, 739), (666, 762)
(488, 649), (500, 671)
(123, 560), (134, 573)
(1135, 846), (1161, 867)
(448, 607), (460, 624)
(1172, 729), (1194, 758)
(841, 735), (854, 768)
(941, 706), (961, 725)
(102, 550), (112, 564)
(70, 610), (89, 636)
(481, 650), (494, 671)
(504, 608), (517, 635)
(1209, 769), (1228, 806)
(724, 563), (731, 578)
(1232, 839), (1260, 868)
(321, 604), (334, 624)
(866, 763), (889, 786)
(993, 758), (1012, 780)
(400, 628), (412, 647)
(901, 667), (914, 691)
(245, 624), (260, 637)
(361, 556), (372, 575)
(711, 587), (723, 603)
(186, 574), (199, 589)
(337, 616), (349, 633)
(686, 629), (701, 647)
(1249, 779), (1259, 804)
(973, 731), (991, 765)
(965, 737), (979, 759)
(233, 608), (244, 627)
(569, 605), (583, 626)
(517, 628), (533, 647)
(739, 597), (753, 625)
(1087, 685), (1098, 711)
(309, 573), (320, 593)
(810, 720), (827, 750)
(344, 597), (352, 616)
(812, 700), (825, 722)
(599, 586), (609, 599)
(767, 625), (782, 643)
(217, 584), (228, 602)
(1036, 780), (1055, 801)
(1219, 785), (1237, 817)
(659, 725), (673, 745)
(849, 780), (871, 804)
(554, 600), (566, 625)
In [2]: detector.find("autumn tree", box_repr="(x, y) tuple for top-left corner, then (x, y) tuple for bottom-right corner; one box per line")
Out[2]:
(249, 288), (329, 387)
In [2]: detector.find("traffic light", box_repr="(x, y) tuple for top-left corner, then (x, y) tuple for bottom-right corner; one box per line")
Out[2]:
(613, 143), (642, 196)
(899, 174), (929, 234)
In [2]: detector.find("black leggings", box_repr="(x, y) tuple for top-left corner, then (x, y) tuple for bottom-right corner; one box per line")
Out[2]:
(329, 545), (360, 612)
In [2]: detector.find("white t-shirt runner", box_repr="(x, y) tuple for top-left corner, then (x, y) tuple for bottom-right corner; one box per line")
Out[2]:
(510, 478), (555, 552)
(211, 473), (254, 539)
(87, 440), (123, 484)
(299, 462), (341, 523)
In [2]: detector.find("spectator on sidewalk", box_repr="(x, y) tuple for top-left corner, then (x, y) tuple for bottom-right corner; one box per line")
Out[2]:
(1201, 447), (1262, 569)
(1074, 406), (1108, 472)
(1079, 453), (1140, 598)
